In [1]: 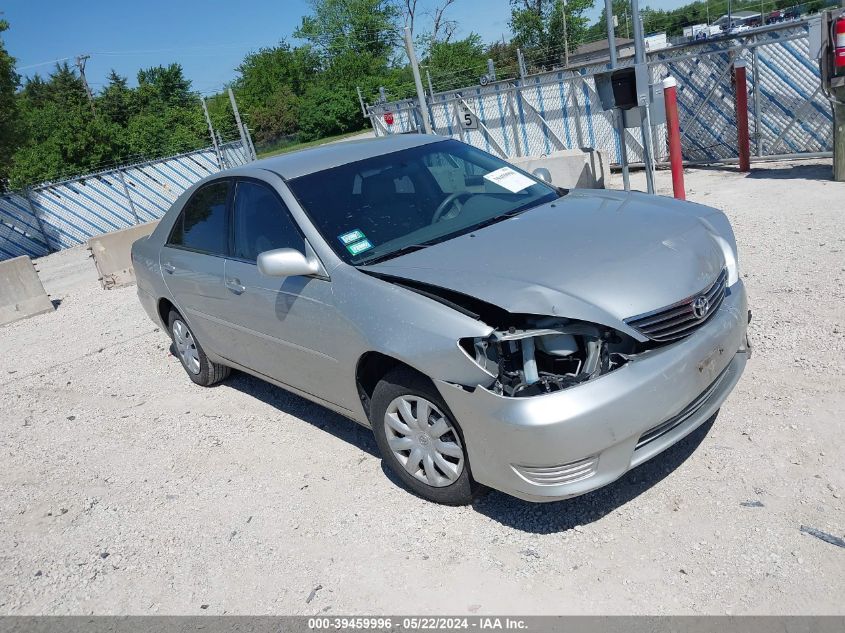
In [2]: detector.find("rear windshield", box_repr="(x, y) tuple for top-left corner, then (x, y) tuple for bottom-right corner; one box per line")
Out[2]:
(287, 139), (558, 265)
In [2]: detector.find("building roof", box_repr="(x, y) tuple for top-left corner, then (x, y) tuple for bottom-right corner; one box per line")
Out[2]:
(573, 38), (635, 57)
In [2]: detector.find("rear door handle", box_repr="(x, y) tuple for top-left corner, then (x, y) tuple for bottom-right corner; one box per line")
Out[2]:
(225, 278), (246, 294)
(163, 262), (176, 274)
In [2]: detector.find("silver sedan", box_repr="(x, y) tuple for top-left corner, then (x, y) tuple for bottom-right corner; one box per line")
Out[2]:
(131, 135), (750, 505)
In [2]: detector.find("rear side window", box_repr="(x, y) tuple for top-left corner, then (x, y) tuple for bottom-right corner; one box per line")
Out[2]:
(168, 181), (230, 255)
(231, 180), (304, 261)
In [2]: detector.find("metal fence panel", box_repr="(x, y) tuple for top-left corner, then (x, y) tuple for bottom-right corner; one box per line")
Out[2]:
(367, 20), (830, 167)
(0, 141), (250, 261)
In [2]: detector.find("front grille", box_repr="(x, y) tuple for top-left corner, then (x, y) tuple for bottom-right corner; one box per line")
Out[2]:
(512, 455), (598, 486)
(635, 364), (731, 451)
(625, 269), (728, 342)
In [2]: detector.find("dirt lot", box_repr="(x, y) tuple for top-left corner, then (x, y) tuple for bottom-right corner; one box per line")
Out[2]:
(1, 159), (843, 615)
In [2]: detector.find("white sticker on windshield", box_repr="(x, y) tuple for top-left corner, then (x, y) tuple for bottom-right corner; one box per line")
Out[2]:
(483, 167), (535, 193)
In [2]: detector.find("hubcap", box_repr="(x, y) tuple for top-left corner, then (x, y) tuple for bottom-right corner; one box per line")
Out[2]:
(383, 395), (464, 487)
(172, 319), (201, 375)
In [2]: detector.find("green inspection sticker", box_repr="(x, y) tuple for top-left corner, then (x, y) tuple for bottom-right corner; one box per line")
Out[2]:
(338, 229), (366, 245)
(346, 239), (373, 256)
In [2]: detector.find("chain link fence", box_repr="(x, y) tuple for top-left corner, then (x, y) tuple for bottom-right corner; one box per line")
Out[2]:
(366, 19), (832, 167)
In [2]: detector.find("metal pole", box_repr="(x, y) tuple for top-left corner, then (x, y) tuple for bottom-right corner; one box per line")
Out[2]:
(356, 86), (367, 117)
(228, 88), (254, 161)
(404, 27), (433, 135)
(201, 97), (224, 169)
(426, 69), (435, 97)
(631, 0), (655, 194)
(517, 47), (527, 80)
(734, 60), (751, 172)
(487, 58), (496, 82)
(752, 49), (763, 156)
(835, 93), (845, 181)
(663, 77), (685, 200)
(562, 0), (570, 68)
(605, 0), (630, 190)
(116, 171), (141, 224)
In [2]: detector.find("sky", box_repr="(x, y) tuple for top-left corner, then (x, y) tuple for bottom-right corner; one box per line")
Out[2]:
(2, 0), (684, 95)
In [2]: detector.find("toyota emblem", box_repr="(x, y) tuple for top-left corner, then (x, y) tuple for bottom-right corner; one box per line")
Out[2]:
(692, 295), (710, 319)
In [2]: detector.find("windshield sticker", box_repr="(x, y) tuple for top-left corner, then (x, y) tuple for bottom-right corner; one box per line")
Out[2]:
(483, 167), (535, 193)
(338, 229), (366, 245)
(346, 239), (373, 256)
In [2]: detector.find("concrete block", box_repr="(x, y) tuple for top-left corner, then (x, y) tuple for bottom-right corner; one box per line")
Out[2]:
(511, 148), (611, 189)
(0, 256), (54, 327)
(88, 221), (158, 289)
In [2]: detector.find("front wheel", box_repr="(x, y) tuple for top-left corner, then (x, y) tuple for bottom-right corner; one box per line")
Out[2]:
(370, 368), (483, 505)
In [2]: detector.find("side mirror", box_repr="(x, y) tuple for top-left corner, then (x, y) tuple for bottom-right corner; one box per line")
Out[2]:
(532, 167), (553, 184)
(257, 248), (320, 278)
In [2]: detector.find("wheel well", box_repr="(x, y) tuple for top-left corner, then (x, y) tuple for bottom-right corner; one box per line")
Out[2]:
(158, 298), (176, 328)
(355, 352), (423, 418)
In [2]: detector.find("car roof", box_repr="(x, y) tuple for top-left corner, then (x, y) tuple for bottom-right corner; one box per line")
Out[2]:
(250, 134), (448, 180)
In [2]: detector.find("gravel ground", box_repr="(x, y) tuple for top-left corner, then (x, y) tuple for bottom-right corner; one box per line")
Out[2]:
(1, 159), (843, 615)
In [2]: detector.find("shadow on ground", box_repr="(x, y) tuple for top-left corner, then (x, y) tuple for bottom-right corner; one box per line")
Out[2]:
(223, 369), (716, 534)
(224, 370), (379, 457)
(744, 163), (832, 181)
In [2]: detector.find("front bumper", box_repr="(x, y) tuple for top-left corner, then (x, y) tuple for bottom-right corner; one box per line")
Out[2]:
(436, 280), (749, 502)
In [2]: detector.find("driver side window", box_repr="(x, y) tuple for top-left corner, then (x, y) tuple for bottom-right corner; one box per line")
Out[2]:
(231, 181), (305, 262)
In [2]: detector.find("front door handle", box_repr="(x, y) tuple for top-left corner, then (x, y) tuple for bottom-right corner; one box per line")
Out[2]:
(163, 262), (176, 274)
(225, 278), (246, 294)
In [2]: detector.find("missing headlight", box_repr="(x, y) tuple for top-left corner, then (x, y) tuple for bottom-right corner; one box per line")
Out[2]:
(461, 317), (640, 397)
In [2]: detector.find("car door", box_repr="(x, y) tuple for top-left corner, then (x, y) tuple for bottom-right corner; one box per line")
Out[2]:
(160, 179), (232, 353)
(215, 178), (347, 404)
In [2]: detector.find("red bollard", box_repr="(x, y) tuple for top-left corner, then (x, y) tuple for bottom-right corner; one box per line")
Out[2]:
(733, 60), (751, 173)
(662, 76), (685, 200)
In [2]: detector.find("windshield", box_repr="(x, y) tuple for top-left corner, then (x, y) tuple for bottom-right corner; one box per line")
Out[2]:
(287, 139), (559, 265)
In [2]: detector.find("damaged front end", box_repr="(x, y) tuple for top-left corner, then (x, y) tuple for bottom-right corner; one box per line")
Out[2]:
(461, 317), (648, 397)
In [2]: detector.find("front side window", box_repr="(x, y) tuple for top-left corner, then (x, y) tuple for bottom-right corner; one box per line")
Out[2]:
(168, 181), (230, 255)
(287, 139), (559, 265)
(231, 180), (304, 262)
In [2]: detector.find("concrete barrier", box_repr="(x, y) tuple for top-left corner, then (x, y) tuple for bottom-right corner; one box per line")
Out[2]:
(87, 221), (158, 289)
(0, 256), (55, 326)
(511, 148), (611, 189)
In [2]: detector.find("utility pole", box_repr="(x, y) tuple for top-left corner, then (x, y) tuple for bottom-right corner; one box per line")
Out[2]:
(631, 0), (656, 194)
(75, 54), (95, 112)
(404, 26), (433, 135)
(562, 0), (570, 68)
(606, 0), (630, 190)
(517, 47), (527, 80)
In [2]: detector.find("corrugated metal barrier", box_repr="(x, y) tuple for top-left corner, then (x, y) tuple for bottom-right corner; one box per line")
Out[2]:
(0, 141), (251, 262)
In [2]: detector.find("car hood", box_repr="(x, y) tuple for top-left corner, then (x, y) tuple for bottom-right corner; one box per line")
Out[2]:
(361, 190), (728, 333)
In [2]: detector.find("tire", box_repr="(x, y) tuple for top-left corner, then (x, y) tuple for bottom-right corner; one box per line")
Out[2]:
(370, 367), (484, 505)
(167, 310), (230, 387)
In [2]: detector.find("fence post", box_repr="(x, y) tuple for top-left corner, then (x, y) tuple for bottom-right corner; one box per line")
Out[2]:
(201, 97), (224, 169)
(733, 59), (752, 172)
(228, 88), (255, 161)
(24, 188), (55, 253)
(116, 170), (141, 225)
(751, 48), (763, 157)
(662, 77), (685, 200)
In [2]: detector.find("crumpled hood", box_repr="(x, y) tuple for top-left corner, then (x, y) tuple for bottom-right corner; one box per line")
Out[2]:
(362, 190), (728, 331)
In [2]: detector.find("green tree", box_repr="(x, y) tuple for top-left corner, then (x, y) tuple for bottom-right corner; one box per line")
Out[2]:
(425, 34), (488, 91)
(0, 19), (20, 188)
(510, 0), (595, 63)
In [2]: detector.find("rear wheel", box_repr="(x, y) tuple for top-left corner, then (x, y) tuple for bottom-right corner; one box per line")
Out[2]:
(370, 368), (483, 505)
(168, 310), (230, 387)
